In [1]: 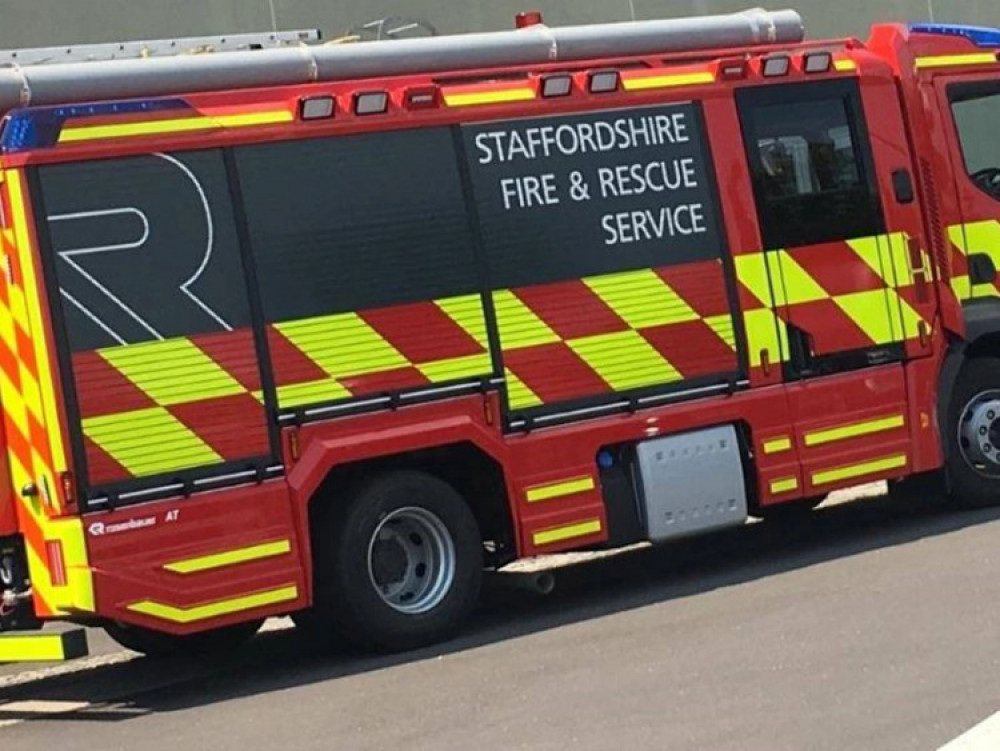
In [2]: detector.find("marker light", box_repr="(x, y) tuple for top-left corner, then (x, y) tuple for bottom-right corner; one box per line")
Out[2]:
(803, 52), (832, 73)
(541, 74), (572, 98)
(355, 91), (389, 115)
(762, 55), (791, 77)
(405, 86), (439, 109)
(910, 23), (1000, 48)
(588, 70), (620, 93)
(299, 95), (335, 120)
(718, 58), (748, 80)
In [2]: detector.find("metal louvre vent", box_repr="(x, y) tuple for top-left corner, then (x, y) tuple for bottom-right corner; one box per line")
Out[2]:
(919, 158), (948, 282)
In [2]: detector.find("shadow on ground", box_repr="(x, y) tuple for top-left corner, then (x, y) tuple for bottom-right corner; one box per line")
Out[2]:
(3, 489), (999, 722)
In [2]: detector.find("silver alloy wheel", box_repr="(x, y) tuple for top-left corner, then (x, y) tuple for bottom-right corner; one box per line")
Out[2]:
(366, 506), (456, 614)
(958, 390), (1000, 478)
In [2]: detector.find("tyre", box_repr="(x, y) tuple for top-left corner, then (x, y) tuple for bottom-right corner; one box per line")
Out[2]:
(946, 357), (1000, 508)
(311, 471), (482, 652)
(104, 618), (263, 658)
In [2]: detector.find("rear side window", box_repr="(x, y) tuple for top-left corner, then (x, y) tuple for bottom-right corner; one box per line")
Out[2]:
(738, 80), (884, 249)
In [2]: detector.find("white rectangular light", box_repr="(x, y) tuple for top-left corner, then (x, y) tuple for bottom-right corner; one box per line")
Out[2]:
(762, 56), (791, 77)
(803, 52), (832, 73)
(300, 96), (335, 120)
(542, 75), (573, 98)
(588, 71), (620, 93)
(355, 91), (389, 115)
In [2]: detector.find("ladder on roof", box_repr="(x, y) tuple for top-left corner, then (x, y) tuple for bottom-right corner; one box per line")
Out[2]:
(0, 29), (322, 66)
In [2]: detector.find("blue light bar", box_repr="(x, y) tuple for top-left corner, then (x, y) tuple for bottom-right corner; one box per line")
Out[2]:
(910, 23), (1000, 48)
(0, 98), (190, 153)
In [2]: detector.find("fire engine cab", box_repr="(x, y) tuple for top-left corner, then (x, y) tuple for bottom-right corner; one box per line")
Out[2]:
(2, 7), (1000, 661)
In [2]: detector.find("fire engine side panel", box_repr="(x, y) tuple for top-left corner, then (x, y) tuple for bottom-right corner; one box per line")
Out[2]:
(461, 104), (742, 422)
(33, 150), (276, 502)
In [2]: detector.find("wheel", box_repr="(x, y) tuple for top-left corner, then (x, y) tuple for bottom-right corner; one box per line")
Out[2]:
(947, 357), (1000, 507)
(753, 495), (825, 522)
(311, 471), (482, 652)
(104, 618), (263, 658)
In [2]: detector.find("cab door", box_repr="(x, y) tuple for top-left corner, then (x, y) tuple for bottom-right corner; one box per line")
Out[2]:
(737, 78), (930, 378)
(736, 77), (925, 496)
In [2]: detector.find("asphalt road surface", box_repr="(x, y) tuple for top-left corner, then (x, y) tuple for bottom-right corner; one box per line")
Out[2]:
(3, 484), (1000, 751)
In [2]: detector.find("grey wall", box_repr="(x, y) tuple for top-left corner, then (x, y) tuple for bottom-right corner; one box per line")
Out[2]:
(2, 0), (1000, 49)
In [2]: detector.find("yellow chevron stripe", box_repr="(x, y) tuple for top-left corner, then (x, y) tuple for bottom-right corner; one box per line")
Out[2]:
(568, 330), (681, 391)
(915, 53), (996, 69)
(435, 295), (490, 349)
(443, 88), (535, 107)
(742, 308), (788, 367)
(276, 313), (409, 378)
(734, 253), (775, 307)
(127, 585), (298, 624)
(83, 406), (222, 477)
(705, 314), (736, 350)
(275, 377), (351, 408)
(770, 477), (799, 494)
(804, 415), (904, 447)
(504, 369), (542, 410)
(164, 540), (291, 574)
(492, 291), (560, 350)
(584, 269), (698, 329)
(811, 454), (907, 487)
(532, 519), (602, 547)
(525, 476), (595, 503)
(834, 289), (899, 345)
(59, 110), (293, 142)
(99, 338), (245, 406)
(775, 251), (827, 305)
(417, 353), (492, 383)
(763, 437), (792, 455)
(623, 71), (715, 90)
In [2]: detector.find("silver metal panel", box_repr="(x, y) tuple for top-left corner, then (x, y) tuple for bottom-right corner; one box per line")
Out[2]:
(635, 424), (747, 542)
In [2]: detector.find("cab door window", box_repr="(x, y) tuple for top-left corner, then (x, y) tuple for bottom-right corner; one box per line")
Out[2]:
(950, 81), (1000, 199)
(739, 81), (885, 249)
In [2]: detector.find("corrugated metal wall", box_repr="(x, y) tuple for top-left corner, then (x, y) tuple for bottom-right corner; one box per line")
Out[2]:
(1, 1), (999, 49)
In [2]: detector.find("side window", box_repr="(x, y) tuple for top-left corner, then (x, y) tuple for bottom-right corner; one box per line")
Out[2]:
(738, 81), (884, 249)
(950, 82), (1000, 199)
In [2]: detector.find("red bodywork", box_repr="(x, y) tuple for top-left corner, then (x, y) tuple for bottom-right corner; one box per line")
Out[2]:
(1, 20), (994, 635)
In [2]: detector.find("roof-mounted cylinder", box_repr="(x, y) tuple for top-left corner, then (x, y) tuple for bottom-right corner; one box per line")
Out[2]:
(0, 7), (804, 112)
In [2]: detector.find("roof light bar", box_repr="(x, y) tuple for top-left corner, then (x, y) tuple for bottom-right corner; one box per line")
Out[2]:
(910, 23), (1000, 48)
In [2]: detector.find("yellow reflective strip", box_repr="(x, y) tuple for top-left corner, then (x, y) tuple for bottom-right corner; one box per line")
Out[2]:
(623, 71), (715, 90)
(890, 290), (926, 341)
(734, 253), (775, 307)
(777, 251), (828, 305)
(805, 415), (905, 447)
(846, 234), (892, 283)
(164, 540), (291, 574)
(532, 519), (602, 547)
(812, 454), (907, 487)
(504, 369), (542, 409)
(83, 406), (222, 477)
(275, 378), (351, 409)
(568, 330), (681, 391)
(834, 59), (858, 72)
(770, 477), (799, 495)
(492, 291), (560, 350)
(417, 353), (492, 383)
(525, 476), (595, 503)
(743, 308), (788, 367)
(59, 110), (293, 142)
(276, 313), (408, 378)
(763, 437), (792, 455)
(704, 314), (736, 350)
(834, 290), (898, 345)
(584, 268), (697, 329)
(127, 585), (298, 624)
(0, 630), (87, 662)
(443, 88), (535, 107)
(960, 221), (1000, 295)
(435, 295), (490, 349)
(99, 339), (245, 406)
(916, 53), (996, 69)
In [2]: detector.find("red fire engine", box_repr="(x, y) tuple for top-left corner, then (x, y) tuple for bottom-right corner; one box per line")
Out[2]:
(2, 6), (1000, 661)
